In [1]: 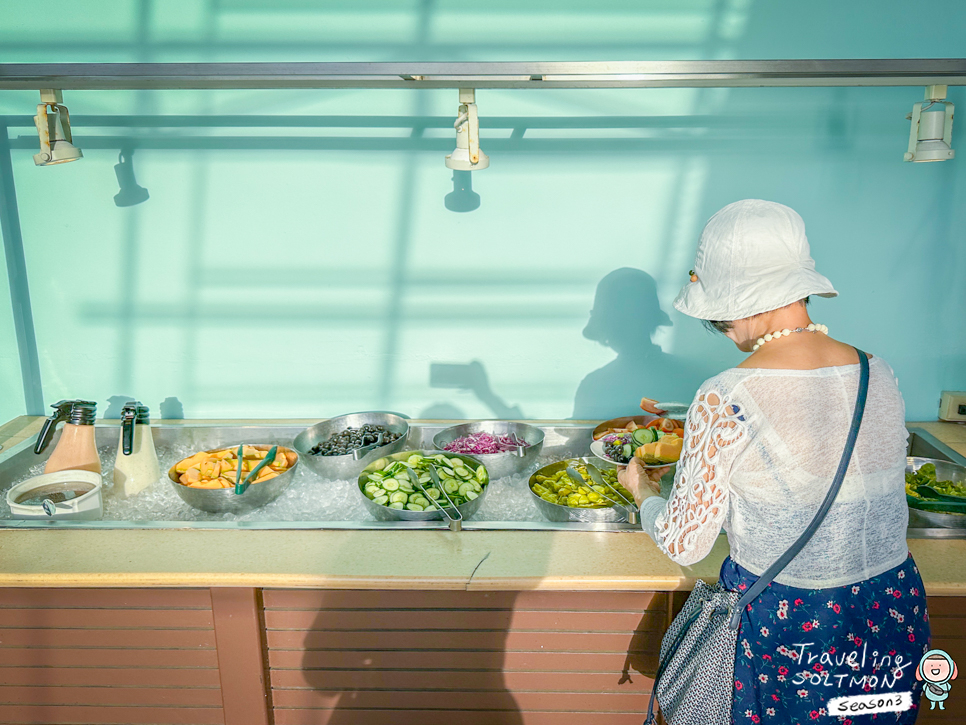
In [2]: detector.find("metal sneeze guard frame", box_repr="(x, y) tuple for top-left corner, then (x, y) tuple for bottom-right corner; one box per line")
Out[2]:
(1, 59), (965, 90)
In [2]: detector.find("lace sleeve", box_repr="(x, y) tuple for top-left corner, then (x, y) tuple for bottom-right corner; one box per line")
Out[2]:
(651, 389), (748, 566)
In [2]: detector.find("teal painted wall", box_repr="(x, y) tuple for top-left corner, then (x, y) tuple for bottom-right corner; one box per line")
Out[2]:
(0, 1), (963, 423)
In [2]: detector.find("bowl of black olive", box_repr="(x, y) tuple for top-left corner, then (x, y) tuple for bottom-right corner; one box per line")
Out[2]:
(293, 412), (410, 480)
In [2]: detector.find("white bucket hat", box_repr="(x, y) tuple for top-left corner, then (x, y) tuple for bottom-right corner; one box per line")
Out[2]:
(673, 199), (838, 321)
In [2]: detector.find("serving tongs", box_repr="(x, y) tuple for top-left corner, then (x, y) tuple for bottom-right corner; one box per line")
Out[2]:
(506, 433), (528, 458)
(915, 484), (966, 506)
(566, 463), (639, 525)
(403, 463), (463, 531)
(234, 444), (278, 495)
(351, 431), (385, 461)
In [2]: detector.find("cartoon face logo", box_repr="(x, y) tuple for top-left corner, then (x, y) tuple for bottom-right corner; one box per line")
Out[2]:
(925, 657), (953, 683)
(917, 649), (958, 710)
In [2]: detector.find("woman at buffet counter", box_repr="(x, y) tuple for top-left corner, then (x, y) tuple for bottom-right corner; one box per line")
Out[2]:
(618, 200), (930, 722)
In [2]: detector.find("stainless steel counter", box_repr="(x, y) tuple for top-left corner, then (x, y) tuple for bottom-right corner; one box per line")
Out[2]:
(0, 422), (963, 537)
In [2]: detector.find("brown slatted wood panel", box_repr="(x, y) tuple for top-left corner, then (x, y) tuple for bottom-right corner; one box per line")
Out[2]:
(919, 596), (966, 724)
(264, 589), (668, 725)
(0, 588), (225, 725)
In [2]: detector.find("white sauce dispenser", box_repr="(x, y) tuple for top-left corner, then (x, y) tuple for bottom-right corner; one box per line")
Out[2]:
(113, 401), (160, 499)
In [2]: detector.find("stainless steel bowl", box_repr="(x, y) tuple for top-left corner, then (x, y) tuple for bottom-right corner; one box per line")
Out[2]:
(907, 456), (966, 529)
(357, 450), (488, 522)
(528, 457), (630, 523)
(293, 412), (410, 481)
(167, 445), (298, 515)
(432, 421), (544, 480)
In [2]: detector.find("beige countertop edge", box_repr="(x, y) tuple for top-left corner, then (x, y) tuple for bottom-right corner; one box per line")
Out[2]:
(466, 576), (700, 591)
(1, 573), (960, 595)
(0, 574), (694, 591)
(0, 573), (475, 589)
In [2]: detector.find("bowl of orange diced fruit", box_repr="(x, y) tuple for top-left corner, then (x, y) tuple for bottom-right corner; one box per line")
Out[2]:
(167, 444), (299, 514)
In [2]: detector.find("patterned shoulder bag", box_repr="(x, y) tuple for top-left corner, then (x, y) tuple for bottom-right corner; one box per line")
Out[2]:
(644, 348), (870, 725)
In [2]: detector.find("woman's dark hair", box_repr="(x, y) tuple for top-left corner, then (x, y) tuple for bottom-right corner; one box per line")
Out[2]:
(703, 319), (733, 334)
(702, 297), (810, 335)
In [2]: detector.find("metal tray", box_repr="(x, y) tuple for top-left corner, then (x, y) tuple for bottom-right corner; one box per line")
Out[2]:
(0, 421), (631, 530)
(0, 423), (962, 536)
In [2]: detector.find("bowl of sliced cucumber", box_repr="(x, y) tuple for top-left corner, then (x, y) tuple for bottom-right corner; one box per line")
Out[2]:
(357, 450), (489, 522)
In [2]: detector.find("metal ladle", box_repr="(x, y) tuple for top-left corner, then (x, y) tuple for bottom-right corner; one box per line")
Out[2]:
(566, 463), (639, 525)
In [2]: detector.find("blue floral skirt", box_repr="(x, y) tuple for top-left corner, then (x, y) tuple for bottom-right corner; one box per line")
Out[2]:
(721, 554), (930, 724)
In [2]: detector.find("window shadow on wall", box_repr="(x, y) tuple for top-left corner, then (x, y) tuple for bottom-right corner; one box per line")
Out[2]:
(427, 361), (524, 419)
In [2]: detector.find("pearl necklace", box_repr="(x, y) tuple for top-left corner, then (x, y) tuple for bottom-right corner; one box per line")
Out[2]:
(752, 323), (828, 352)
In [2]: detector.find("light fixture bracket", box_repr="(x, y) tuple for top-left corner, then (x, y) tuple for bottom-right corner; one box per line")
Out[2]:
(904, 85), (955, 162)
(33, 88), (83, 166)
(445, 88), (489, 171)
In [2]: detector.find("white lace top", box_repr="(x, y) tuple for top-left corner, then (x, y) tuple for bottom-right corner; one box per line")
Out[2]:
(639, 356), (909, 588)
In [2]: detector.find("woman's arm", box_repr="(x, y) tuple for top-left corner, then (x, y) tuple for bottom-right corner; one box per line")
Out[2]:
(636, 389), (748, 566)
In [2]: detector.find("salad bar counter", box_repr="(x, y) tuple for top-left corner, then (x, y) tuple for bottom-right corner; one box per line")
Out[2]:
(1, 419), (965, 536)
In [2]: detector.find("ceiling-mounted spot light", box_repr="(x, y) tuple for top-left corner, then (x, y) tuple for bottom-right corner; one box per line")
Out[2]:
(445, 88), (489, 171)
(904, 84), (955, 162)
(444, 170), (481, 212)
(113, 149), (149, 207)
(33, 89), (83, 166)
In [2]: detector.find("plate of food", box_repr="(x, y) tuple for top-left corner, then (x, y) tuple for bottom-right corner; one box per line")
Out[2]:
(592, 396), (689, 442)
(590, 421), (685, 469)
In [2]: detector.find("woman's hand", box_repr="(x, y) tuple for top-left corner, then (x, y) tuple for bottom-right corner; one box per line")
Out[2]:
(617, 458), (669, 506)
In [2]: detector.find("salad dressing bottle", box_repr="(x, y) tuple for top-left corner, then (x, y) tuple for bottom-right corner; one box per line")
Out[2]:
(34, 400), (101, 474)
(113, 401), (160, 499)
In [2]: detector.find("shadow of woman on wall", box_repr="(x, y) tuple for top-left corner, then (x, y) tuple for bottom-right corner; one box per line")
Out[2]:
(573, 268), (712, 420)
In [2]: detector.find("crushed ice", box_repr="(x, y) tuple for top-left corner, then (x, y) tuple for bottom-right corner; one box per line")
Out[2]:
(0, 440), (593, 524)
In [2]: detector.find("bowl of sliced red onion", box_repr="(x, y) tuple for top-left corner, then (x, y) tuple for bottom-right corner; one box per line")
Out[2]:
(432, 421), (545, 480)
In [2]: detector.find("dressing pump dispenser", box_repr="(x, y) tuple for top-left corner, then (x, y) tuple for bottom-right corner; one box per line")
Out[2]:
(34, 400), (101, 474)
(113, 401), (160, 499)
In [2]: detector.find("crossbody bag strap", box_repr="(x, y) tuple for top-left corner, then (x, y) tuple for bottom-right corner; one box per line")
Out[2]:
(728, 347), (870, 630)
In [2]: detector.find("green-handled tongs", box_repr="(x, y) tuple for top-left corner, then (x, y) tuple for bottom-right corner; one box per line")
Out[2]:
(235, 445), (279, 495)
